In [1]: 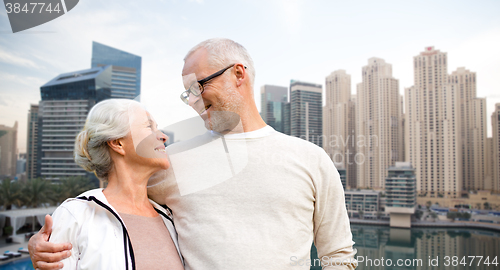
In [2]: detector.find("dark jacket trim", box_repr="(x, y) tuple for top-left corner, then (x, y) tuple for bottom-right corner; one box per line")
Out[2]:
(76, 196), (136, 270)
(155, 208), (173, 224)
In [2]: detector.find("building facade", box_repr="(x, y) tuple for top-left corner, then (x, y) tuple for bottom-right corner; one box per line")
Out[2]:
(323, 70), (357, 187)
(260, 85), (289, 134)
(290, 80), (323, 147)
(493, 103), (500, 192)
(449, 67), (487, 191)
(344, 189), (381, 219)
(385, 162), (416, 209)
(26, 104), (39, 180)
(37, 66), (112, 181)
(406, 47), (462, 198)
(91, 41), (142, 99)
(356, 58), (402, 189)
(0, 122), (18, 177)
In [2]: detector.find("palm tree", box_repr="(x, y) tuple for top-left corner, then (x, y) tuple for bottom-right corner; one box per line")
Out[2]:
(0, 179), (23, 210)
(426, 201), (432, 210)
(22, 178), (51, 208)
(484, 202), (491, 210)
(50, 177), (97, 205)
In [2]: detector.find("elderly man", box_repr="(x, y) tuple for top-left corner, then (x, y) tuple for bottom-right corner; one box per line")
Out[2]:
(29, 38), (357, 269)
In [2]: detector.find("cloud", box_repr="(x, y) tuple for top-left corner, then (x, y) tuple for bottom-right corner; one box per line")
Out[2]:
(0, 97), (9, 106)
(0, 73), (45, 87)
(0, 47), (41, 69)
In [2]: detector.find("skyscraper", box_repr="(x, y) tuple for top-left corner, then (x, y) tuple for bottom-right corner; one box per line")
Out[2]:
(449, 67), (487, 191)
(323, 70), (356, 187)
(493, 103), (500, 192)
(26, 104), (39, 180)
(37, 66), (112, 181)
(91, 41), (142, 99)
(260, 85), (289, 134)
(406, 47), (462, 198)
(356, 58), (402, 189)
(290, 80), (323, 147)
(0, 122), (18, 177)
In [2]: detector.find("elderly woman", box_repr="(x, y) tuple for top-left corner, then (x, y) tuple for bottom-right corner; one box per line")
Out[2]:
(35, 99), (184, 269)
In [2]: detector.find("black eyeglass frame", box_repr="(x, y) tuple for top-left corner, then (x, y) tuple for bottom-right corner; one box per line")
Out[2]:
(180, 63), (247, 105)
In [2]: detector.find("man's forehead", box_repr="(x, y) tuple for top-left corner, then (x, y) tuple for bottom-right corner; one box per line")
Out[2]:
(182, 48), (208, 77)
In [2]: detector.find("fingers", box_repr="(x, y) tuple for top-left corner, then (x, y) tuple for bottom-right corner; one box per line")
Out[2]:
(36, 261), (65, 270)
(33, 241), (72, 254)
(44, 214), (53, 237)
(28, 222), (72, 270)
(31, 249), (71, 270)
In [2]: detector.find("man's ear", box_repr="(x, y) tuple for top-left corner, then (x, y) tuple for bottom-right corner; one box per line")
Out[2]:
(108, 139), (126, 156)
(234, 63), (247, 87)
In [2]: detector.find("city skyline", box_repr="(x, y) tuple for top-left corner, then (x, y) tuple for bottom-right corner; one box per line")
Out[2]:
(1, 0), (499, 153)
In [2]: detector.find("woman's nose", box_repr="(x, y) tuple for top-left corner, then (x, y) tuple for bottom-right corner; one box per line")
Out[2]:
(157, 131), (167, 143)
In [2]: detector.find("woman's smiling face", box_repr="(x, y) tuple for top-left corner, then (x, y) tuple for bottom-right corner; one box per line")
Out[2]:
(125, 105), (170, 170)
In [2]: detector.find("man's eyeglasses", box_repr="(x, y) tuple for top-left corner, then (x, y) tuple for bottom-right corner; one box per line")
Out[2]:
(180, 64), (247, 105)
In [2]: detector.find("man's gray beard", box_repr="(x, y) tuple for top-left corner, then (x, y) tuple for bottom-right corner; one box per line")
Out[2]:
(207, 111), (241, 133)
(205, 87), (244, 133)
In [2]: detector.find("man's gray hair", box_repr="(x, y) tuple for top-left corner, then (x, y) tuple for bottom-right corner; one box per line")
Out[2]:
(185, 38), (255, 87)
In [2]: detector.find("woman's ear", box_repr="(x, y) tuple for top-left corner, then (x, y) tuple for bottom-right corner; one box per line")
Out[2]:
(108, 139), (126, 156)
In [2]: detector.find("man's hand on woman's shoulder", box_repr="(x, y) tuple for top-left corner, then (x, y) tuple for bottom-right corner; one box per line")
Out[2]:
(28, 215), (72, 270)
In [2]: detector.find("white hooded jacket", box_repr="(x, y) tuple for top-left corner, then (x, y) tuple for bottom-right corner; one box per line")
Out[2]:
(49, 188), (183, 270)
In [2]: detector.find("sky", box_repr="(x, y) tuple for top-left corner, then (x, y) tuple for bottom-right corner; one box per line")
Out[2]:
(1, 0), (499, 153)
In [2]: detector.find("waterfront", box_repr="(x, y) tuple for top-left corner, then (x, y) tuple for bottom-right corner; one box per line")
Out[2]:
(311, 225), (500, 269)
(2, 224), (499, 269)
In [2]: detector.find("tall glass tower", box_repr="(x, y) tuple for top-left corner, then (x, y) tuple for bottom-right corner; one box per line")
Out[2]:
(260, 85), (289, 134)
(91, 41), (142, 100)
(290, 80), (323, 147)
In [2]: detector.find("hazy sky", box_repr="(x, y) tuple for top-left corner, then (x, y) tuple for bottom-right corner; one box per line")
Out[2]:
(1, 0), (499, 153)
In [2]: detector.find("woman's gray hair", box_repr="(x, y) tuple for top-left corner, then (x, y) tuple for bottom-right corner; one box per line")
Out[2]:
(74, 99), (144, 180)
(184, 38), (256, 88)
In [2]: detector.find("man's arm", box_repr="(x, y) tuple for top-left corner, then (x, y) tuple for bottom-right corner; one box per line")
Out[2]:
(312, 150), (357, 270)
(28, 215), (72, 270)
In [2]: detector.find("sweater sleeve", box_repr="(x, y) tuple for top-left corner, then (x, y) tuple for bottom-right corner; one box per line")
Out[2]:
(49, 205), (80, 270)
(312, 150), (358, 270)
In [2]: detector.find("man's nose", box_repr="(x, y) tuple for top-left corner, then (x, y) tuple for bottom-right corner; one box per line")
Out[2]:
(188, 92), (202, 108)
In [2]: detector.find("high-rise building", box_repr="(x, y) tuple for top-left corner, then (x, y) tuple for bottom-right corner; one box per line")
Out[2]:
(0, 122), (18, 177)
(91, 41), (142, 100)
(406, 47), (462, 198)
(348, 95), (357, 188)
(260, 85), (289, 134)
(323, 70), (357, 187)
(356, 58), (402, 189)
(449, 67), (487, 191)
(37, 66), (112, 181)
(16, 153), (26, 175)
(485, 137), (494, 190)
(385, 162), (416, 228)
(290, 80), (323, 147)
(26, 104), (39, 180)
(493, 103), (500, 192)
